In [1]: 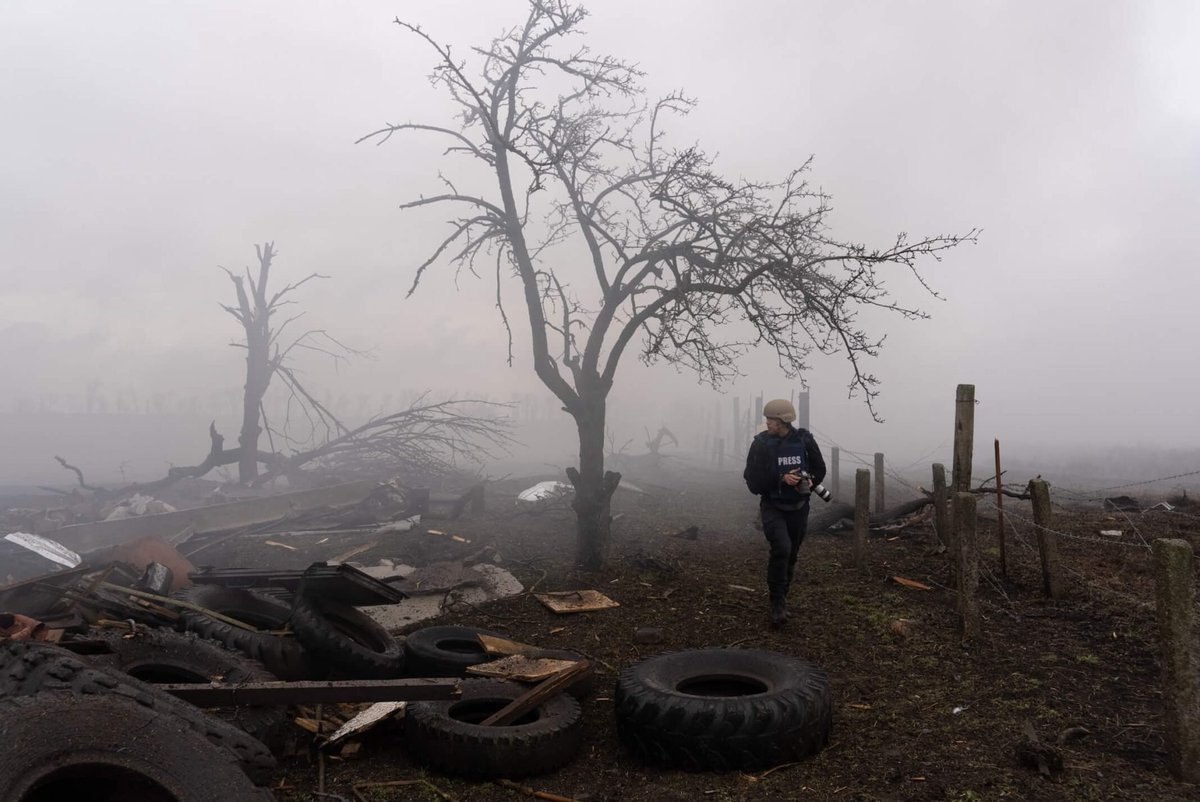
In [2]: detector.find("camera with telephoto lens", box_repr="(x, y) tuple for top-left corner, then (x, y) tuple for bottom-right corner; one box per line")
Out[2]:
(792, 470), (833, 503)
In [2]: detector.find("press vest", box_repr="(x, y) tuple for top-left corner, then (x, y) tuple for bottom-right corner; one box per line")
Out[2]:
(767, 430), (811, 506)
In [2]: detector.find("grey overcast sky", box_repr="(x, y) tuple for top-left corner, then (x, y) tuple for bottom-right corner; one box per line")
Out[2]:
(2, 1), (1198, 483)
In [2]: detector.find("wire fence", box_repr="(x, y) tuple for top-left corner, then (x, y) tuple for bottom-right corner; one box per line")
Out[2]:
(972, 490), (1197, 617)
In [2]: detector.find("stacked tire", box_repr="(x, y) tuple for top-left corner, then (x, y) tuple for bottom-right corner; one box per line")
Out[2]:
(171, 585), (312, 680)
(403, 624), (594, 698)
(0, 639), (276, 801)
(85, 627), (291, 751)
(404, 678), (583, 778)
(172, 583), (406, 680)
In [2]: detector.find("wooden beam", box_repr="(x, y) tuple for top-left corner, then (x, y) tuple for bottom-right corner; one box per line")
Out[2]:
(158, 677), (460, 706)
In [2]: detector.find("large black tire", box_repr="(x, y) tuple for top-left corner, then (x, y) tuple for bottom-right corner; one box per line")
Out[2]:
(86, 627), (290, 750)
(614, 648), (832, 772)
(404, 678), (583, 778)
(290, 592), (404, 678)
(172, 585), (313, 680)
(0, 640), (276, 786)
(0, 693), (274, 801)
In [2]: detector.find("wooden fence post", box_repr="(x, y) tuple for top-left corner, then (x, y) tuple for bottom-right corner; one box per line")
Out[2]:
(994, 438), (1007, 576)
(732, 397), (741, 456)
(1154, 538), (1200, 782)
(874, 452), (885, 513)
(952, 384), (975, 492)
(932, 463), (951, 551)
(955, 492), (980, 641)
(717, 438), (724, 471)
(830, 447), (840, 501)
(952, 384), (975, 555)
(853, 469), (870, 572)
(1028, 478), (1061, 598)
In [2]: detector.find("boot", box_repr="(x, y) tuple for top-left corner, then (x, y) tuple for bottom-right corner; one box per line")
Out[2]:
(769, 597), (787, 628)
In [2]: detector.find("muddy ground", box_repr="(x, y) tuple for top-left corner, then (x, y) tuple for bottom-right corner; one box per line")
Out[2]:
(196, 462), (1199, 802)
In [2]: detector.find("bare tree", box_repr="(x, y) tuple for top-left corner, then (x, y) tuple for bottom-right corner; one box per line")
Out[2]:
(362, 1), (976, 568)
(55, 244), (513, 497)
(220, 242), (355, 483)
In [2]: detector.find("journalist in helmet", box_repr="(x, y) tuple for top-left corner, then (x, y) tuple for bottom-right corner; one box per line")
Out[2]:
(743, 398), (827, 628)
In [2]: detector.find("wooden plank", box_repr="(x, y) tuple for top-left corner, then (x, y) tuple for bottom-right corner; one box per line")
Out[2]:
(157, 677), (460, 706)
(533, 590), (619, 613)
(479, 661), (591, 727)
(466, 654), (576, 682)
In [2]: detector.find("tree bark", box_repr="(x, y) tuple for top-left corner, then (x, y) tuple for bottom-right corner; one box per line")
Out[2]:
(566, 397), (621, 569)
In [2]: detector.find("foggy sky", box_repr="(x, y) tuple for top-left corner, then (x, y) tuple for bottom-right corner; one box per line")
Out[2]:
(2, 1), (1198, 485)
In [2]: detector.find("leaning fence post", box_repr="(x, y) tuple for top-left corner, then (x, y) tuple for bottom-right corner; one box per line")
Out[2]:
(932, 463), (951, 551)
(1028, 478), (1061, 598)
(853, 469), (870, 572)
(873, 452), (885, 513)
(1154, 538), (1200, 782)
(955, 492), (980, 641)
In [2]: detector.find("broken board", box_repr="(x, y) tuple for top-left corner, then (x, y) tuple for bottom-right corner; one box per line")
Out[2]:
(533, 589), (619, 614)
(466, 654), (577, 682)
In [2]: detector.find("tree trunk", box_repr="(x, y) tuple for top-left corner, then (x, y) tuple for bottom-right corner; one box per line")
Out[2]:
(566, 396), (621, 569)
(238, 353), (268, 483)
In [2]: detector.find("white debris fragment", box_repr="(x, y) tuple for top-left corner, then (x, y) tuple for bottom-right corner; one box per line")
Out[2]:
(3, 532), (82, 568)
(516, 480), (573, 503)
(104, 494), (177, 520)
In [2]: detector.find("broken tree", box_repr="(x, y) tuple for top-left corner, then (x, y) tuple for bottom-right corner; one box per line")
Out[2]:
(55, 243), (513, 496)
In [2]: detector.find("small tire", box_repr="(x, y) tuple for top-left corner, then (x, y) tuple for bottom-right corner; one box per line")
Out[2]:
(0, 640), (276, 785)
(172, 585), (313, 680)
(290, 592), (404, 679)
(404, 678), (583, 778)
(0, 692), (274, 802)
(403, 625), (594, 698)
(614, 648), (832, 772)
(86, 627), (290, 750)
(403, 625), (506, 677)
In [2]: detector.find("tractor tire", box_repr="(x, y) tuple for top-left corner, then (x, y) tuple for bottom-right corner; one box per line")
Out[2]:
(86, 627), (290, 750)
(171, 585), (312, 680)
(614, 648), (832, 771)
(404, 678), (583, 778)
(0, 640), (276, 785)
(290, 592), (404, 678)
(0, 692), (274, 802)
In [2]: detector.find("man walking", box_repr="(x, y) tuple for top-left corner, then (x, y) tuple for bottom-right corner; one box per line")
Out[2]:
(743, 398), (826, 628)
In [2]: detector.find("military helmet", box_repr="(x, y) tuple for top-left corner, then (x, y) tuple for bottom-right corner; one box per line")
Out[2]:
(763, 398), (796, 423)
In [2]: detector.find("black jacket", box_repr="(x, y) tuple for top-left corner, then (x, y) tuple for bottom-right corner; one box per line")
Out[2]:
(743, 426), (826, 501)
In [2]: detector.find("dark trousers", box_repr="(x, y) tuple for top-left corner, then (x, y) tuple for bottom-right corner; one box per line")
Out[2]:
(761, 500), (810, 601)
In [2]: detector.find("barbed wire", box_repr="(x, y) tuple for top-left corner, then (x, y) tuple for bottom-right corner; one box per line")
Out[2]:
(997, 510), (1159, 611)
(802, 427), (1197, 516)
(1088, 469), (1200, 492)
(991, 503), (1153, 551)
